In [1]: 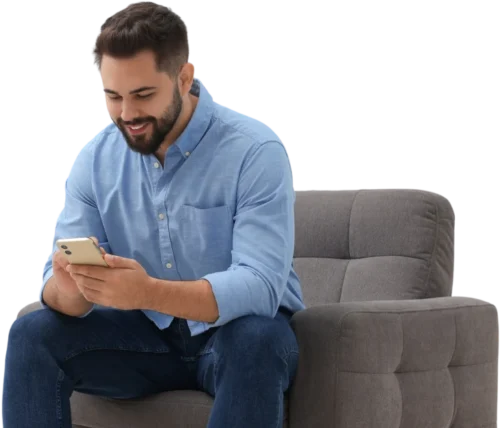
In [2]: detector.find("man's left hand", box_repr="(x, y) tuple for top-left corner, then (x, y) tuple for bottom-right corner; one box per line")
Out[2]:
(67, 254), (154, 310)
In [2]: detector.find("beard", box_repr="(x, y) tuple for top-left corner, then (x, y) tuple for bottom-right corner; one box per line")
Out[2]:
(115, 85), (183, 155)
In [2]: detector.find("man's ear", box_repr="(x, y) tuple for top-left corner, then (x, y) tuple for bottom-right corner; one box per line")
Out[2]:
(179, 62), (196, 96)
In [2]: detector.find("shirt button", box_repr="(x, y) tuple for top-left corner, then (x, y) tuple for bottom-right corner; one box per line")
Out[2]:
(158, 213), (165, 220)
(166, 263), (172, 269)
(153, 162), (160, 168)
(185, 151), (190, 157)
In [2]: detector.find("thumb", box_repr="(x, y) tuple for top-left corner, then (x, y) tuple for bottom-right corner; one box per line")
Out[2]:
(104, 253), (135, 269)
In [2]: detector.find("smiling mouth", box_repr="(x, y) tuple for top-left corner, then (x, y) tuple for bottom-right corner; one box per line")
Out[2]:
(127, 123), (150, 135)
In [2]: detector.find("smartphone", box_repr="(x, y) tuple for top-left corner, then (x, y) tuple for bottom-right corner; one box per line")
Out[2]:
(56, 237), (108, 267)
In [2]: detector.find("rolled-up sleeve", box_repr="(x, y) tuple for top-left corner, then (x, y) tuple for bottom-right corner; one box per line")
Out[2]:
(40, 267), (54, 310)
(202, 141), (295, 327)
(40, 138), (110, 318)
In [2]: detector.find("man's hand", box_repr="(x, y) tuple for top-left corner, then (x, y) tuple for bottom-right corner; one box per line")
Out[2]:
(67, 254), (154, 310)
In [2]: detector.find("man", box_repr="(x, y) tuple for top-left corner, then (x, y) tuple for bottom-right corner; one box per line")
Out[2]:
(3, 2), (305, 427)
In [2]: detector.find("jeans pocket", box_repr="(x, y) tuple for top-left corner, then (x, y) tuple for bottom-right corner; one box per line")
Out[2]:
(195, 329), (218, 357)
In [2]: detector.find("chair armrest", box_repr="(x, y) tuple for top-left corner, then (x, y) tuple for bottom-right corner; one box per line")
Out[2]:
(16, 300), (43, 318)
(288, 296), (498, 428)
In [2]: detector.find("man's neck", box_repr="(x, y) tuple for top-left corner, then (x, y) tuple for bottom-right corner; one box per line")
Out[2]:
(156, 93), (199, 165)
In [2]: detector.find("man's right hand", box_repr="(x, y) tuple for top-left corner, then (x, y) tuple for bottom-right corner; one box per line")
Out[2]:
(52, 236), (104, 300)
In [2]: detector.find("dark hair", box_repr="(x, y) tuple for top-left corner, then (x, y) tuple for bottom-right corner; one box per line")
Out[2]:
(93, 2), (189, 78)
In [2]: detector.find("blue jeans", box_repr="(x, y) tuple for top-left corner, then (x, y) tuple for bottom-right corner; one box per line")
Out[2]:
(3, 306), (299, 427)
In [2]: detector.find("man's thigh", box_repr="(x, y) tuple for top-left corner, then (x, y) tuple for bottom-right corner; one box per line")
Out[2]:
(11, 307), (194, 399)
(195, 310), (299, 396)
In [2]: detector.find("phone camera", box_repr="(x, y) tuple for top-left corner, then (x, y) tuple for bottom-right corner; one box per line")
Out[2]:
(65, 250), (72, 255)
(61, 245), (68, 249)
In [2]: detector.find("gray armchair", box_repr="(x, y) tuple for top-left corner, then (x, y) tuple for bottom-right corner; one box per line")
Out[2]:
(17, 189), (498, 427)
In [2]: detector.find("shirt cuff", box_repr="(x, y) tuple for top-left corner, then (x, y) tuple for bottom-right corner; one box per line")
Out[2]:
(40, 268), (53, 310)
(75, 305), (95, 318)
(41, 267), (95, 318)
(202, 268), (272, 328)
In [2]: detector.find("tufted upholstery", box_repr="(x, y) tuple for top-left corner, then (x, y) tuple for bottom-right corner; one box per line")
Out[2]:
(289, 190), (497, 428)
(292, 189), (454, 305)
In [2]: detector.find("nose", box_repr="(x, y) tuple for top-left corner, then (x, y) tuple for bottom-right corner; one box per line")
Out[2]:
(120, 101), (140, 123)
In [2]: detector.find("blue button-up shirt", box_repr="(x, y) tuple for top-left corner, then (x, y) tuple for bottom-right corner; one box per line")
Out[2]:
(40, 78), (305, 335)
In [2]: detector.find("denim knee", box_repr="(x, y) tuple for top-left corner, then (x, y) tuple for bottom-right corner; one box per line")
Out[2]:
(213, 314), (298, 364)
(7, 309), (67, 358)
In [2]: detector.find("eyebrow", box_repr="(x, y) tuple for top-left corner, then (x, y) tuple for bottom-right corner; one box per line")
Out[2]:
(104, 86), (157, 95)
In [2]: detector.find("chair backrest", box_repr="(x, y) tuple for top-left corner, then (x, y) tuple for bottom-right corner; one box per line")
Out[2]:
(293, 189), (455, 307)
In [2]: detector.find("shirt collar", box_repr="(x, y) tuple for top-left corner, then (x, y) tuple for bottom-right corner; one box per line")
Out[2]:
(174, 78), (214, 159)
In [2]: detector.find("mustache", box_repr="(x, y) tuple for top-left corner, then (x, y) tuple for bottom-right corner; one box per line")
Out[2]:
(119, 118), (155, 127)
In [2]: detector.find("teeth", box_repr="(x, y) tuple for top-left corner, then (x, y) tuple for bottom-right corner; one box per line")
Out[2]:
(131, 124), (146, 130)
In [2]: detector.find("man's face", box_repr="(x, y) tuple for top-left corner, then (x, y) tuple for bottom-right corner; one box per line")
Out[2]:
(100, 50), (183, 155)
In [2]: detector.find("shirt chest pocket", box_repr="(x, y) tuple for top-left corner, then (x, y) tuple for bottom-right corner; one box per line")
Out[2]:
(173, 204), (234, 279)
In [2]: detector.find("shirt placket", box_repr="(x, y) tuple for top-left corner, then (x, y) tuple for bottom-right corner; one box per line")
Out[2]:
(151, 153), (182, 281)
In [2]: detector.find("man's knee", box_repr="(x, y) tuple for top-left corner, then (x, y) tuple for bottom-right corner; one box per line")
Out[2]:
(215, 313), (298, 359)
(8, 308), (67, 353)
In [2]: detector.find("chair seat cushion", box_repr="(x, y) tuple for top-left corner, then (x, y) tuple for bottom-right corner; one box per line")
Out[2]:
(71, 390), (288, 428)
